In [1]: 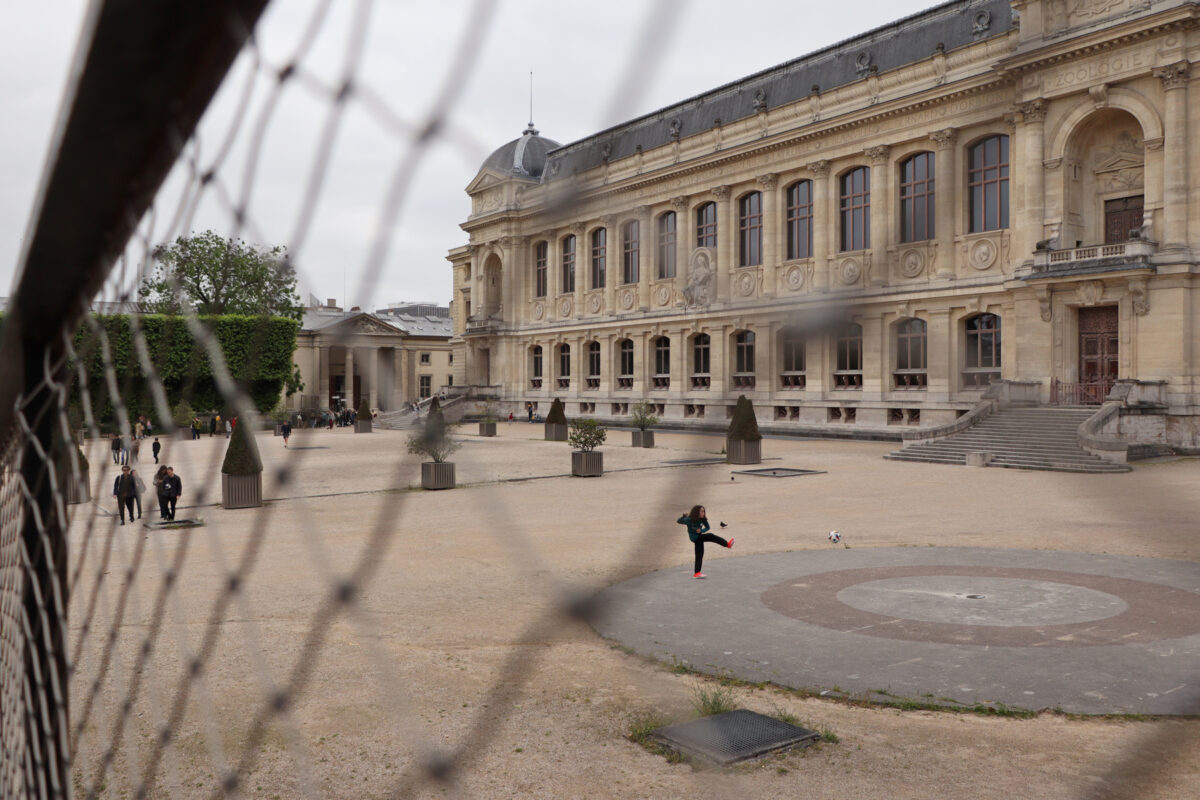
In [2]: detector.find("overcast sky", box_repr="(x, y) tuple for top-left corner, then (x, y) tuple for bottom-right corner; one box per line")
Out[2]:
(3, 0), (938, 311)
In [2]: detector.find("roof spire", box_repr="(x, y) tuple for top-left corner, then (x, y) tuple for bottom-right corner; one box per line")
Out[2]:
(524, 71), (538, 135)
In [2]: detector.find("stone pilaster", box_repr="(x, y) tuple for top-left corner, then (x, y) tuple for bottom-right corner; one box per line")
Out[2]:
(670, 196), (689, 284)
(808, 160), (833, 291)
(1154, 61), (1190, 248)
(757, 173), (779, 296)
(930, 128), (958, 278)
(634, 206), (651, 310)
(866, 145), (891, 287)
(1015, 103), (1045, 264)
(713, 185), (732, 302)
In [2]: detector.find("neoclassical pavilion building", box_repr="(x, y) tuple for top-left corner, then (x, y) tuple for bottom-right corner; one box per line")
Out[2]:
(449, 0), (1200, 447)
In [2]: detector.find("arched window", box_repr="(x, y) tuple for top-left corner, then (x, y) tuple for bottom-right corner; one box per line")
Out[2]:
(622, 221), (640, 284)
(733, 331), (756, 389)
(533, 241), (548, 298)
(691, 333), (711, 388)
(586, 341), (601, 389)
(653, 336), (670, 389)
(894, 318), (928, 389)
(696, 202), (717, 249)
(618, 339), (634, 388)
(557, 344), (571, 388)
(780, 328), (806, 388)
(657, 212), (677, 278)
(590, 228), (607, 289)
(786, 180), (813, 260)
(561, 236), (576, 293)
(840, 167), (871, 251)
(969, 135), (1009, 232)
(834, 323), (863, 388)
(963, 314), (1001, 388)
(900, 152), (935, 243)
(739, 192), (762, 266)
(530, 345), (543, 388)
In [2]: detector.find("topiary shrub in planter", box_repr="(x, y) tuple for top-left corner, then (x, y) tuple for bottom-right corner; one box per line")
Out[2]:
(355, 396), (373, 433)
(544, 398), (568, 441)
(408, 399), (461, 490)
(53, 421), (90, 505)
(172, 400), (194, 439)
(568, 418), (606, 477)
(726, 394), (762, 465)
(221, 413), (263, 508)
(630, 400), (659, 448)
(478, 401), (498, 437)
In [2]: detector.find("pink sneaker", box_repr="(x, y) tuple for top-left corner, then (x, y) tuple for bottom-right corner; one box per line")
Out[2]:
(727, 538), (735, 549)
(693, 572), (706, 579)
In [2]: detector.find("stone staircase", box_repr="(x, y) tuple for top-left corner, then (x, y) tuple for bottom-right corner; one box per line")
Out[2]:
(884, 406), (1131, 473)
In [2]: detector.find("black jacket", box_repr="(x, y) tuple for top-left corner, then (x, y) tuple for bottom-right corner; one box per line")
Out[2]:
(160, 474), (182, 498)
(112, 473), (137, 498)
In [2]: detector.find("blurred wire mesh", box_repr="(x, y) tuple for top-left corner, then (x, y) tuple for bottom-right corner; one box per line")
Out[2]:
(0, 1), (1196, 799)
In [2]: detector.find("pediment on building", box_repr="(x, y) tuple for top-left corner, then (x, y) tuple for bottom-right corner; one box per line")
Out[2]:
(332, 313), (407, 337)
(466, 169), (512, 196)
(1093, 153), (1143, 174)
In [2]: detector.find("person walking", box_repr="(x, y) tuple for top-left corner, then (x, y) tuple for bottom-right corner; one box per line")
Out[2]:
(160, 466), (182, 521)
(130, 466), (145, 520)
(112, 464), (138, 525)
(151, 437), (161, 464)
(281, 420), (292, 448)
(130, 438), (140, 463)
(152, 465), (169, 519)
(111, 433), (121, 464)
(209, 416), (217, 437)
(677, 505), (732, 579)
(225, 418), (232, 438)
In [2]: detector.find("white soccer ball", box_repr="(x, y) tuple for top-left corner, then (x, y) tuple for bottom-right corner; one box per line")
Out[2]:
(827, 530), (841, 544)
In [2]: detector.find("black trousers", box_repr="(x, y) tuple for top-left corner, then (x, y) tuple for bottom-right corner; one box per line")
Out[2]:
(158, 494), (170, 519)
(118, 496), (136, 523)
(167, 496), (178, 520)
(693, 533), (729, 572)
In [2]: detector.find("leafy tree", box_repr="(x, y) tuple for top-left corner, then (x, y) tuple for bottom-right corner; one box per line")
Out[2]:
(568, 418), (606, 452)
(138, 230), (303, 321)
(631, 400), (658, 432)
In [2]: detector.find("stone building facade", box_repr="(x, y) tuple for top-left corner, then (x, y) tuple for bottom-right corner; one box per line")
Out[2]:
(449, 0), (1200, 447)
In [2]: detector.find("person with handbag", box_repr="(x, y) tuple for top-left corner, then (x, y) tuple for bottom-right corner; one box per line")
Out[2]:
(676, 505), (732, 579)
(112, 465), (138, 525)
(160, 466), (183, 521)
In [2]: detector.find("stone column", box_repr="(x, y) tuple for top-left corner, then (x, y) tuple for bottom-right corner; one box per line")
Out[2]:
(925, 309), (952, 402)
(393, 349), (405, 407)
(1014, 104), (1045, 264)
(635, 206), (652, 310)
(367, 346), (379, 410)
(1154, 61), (1190, 248)
(713, 185), (732, 302)
(713, 324), (730, 396)
(866, 146), (891, 287)
(572, 222), (586, 319)
(931, 128), (959, 278)
(344, 347), (356, 409)
(638, 331), (651, 393)
(671, 196), (689, 288)
(758, 173), (779, 296)
(318, 343), (330, 409)
(548, 230), (561, 320)
(808, 160), (833, 291)
(600, 215), (616, 316)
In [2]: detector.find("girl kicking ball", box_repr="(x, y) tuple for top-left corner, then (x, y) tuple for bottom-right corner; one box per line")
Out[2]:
(677, 505), (732, 578)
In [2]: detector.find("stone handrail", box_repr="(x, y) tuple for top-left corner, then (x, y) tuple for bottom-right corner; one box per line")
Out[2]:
(900, 397), (995, 446)
(1078, 401), (1128, 464)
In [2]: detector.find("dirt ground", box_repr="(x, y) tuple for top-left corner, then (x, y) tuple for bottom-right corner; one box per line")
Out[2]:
(68, 423), (1200, 799)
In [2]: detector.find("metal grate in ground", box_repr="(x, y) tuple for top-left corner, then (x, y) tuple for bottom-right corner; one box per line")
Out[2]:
(653, 709), (819, 765)
(731, 467), (825, 478)
(661, 458), (728, 465)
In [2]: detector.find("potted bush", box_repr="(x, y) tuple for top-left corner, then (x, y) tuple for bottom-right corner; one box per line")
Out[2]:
(408, 400), (461, 490)
(630, 400), (659, 448)
(544, 398), (568, 441)
(478, 401), (498, 437)
(221, 413), (263, 508)
(53, 421), (90, 505)
(569, 418), (607, 477)
(355, 396), (373, 433)
(726, 395), (762, 464)
(172, 400), (194, 440)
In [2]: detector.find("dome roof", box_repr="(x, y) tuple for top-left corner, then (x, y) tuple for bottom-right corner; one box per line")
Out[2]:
(480, 124), (560, 180)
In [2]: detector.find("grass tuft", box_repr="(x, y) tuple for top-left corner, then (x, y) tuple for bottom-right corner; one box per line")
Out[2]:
(692, 685), (737, 717)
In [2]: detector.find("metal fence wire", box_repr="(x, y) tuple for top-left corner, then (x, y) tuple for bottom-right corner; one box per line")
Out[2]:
(0, 1), (1196, 799)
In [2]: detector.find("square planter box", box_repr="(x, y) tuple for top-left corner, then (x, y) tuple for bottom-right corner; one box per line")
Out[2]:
(726, 438), (762, 465)
(221, 472), (263, 509)
(355, 419), (373, 433)
(479, 421), (497, 437)
(632, 430), (655, 448)
(422, 461), (456, 490)
(571, 451), (604, 477)
(545, 422), (568, 441)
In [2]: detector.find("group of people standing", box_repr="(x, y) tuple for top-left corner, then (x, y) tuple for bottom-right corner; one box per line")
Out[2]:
(111, 464), (181, 524)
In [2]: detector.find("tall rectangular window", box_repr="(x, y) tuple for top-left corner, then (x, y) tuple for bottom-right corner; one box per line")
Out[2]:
(739, 192), (762, 266)
(780, 329), (806, 388)
(969, 135), (1010, 232)
(657, 212), (676, 278)
(840, 167), (870, 251)
(561, 236), (576, 293)
(590, 228), (607, 289)
(534, 241), (548, 297)
(696, 202), (717, 249)
(786, 180), (813, 259)
(835, 323), (863, 388)
(900, 152), (935, 243)
(691, 333), (710, 388)
(419, 375), (431, 398)
(622, 221), (640, 284)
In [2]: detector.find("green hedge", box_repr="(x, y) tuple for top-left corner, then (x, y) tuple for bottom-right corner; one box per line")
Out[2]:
(61, 314), (299, 426)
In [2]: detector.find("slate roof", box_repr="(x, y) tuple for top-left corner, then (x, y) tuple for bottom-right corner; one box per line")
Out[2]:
(540, 0), (1012, 179)
(301, 308), (452, 339)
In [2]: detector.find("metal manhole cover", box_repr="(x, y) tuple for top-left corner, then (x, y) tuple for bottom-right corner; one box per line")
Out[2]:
(731, 467), (824, 478)
(653, 709), (819, 765)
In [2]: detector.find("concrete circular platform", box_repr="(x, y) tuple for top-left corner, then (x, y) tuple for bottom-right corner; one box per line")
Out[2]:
(591, 547), (1200, 715)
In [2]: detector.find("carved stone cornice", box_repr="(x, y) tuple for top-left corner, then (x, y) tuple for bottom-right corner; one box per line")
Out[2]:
(930, 128), (958, 150)
(712, 185), (731, 200)
(807, 159), (832, 178)
(866, 145), (891, 165)
(756, 173), (778, 190)
(1154, 60), (1190, 90)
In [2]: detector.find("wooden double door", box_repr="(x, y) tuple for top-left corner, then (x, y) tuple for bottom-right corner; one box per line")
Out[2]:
(1079, 306), (1118, 400)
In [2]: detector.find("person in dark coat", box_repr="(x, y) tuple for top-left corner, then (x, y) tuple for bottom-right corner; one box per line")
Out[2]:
(281, 420), (292, 448)
(152, 465), (168, 519)
(112, 465), (137, 525)
(677, 505), (732, 579)
(151, 437), (161, 464)
(111, 434), (121, 464)
(160, 466), (183, 521)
